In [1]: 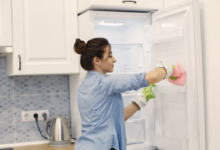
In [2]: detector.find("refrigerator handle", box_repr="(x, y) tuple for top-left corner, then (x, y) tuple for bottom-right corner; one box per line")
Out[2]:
(122, 1), (137, 4)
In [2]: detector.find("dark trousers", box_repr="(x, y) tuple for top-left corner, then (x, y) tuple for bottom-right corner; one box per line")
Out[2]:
(110, 149), (116, 150)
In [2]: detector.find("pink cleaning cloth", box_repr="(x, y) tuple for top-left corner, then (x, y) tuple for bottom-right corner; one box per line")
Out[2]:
(168, 61), (186, 86)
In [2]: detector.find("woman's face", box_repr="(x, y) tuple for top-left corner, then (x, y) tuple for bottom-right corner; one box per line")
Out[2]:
(100, 45), (117, 73)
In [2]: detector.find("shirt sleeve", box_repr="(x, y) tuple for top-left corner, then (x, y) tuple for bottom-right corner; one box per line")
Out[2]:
(98, 72), (149, 95)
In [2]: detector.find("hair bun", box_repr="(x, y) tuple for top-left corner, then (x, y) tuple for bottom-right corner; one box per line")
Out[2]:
(74, 38), (86, 55)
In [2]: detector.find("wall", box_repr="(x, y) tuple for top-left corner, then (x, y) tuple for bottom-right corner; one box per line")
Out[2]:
(164, 0), (220, 149)
(0, 57), (71, 144)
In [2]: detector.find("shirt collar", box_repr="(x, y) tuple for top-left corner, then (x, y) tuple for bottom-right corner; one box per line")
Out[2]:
(88, 70), (104, 77)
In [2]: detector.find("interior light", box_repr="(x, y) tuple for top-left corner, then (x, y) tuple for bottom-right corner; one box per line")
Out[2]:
(99, 21), (125, 26)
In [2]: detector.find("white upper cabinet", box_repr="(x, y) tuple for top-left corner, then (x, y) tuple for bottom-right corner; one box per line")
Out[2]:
(0, 0), (12, 46)
(164, 0), (187, 8)
(7, 0), (79, 76)
(77, 0), (163, 14)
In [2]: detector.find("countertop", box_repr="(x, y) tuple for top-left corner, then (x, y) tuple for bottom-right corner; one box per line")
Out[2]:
(12, 143), (75, 150)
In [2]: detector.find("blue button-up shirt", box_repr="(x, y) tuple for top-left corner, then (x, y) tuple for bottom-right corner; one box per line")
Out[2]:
(74, 70), (149, 150)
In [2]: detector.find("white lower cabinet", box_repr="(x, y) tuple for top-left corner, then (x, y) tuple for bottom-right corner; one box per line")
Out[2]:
(7, 0), (79, 76)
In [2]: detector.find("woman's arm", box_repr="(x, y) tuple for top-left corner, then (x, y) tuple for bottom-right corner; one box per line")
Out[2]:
(99, 62), (170, 96)
(124, 102), (139, 121)
(145, 68), (167, 84)
(124, 68), (167, 121)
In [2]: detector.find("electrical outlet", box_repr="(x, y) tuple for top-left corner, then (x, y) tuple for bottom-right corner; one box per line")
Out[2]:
(22, 110), (49, 122)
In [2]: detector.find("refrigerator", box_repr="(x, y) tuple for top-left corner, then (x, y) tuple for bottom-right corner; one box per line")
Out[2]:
(70, 1), (205, 150)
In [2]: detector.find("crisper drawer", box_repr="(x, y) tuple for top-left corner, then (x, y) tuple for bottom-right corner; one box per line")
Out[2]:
(77, 0), (163, 14)
(126, 118), (145, 144)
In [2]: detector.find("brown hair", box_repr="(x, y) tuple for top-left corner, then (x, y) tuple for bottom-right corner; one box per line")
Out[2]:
(74, 38), (111, 71)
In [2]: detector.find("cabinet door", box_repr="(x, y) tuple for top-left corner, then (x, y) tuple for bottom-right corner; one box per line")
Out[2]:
(78, 0), (163, 14)
(0, 0), (12, 46)
(7, 0), (79, 76)
(164, 0), (187, 8)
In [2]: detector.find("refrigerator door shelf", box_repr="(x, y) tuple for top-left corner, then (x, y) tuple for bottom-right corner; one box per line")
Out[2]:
(153, 83), (187, 94)
(146, 29), (184, 44)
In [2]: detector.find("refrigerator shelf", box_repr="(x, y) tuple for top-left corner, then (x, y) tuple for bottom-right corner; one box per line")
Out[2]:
(111, 43), (142, 46)
(110, 43), (145, 74)
(111, 43), (143, 50)
(146, 30), (184, 44)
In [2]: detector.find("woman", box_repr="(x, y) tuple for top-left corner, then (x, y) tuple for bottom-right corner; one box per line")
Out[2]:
(73, 38), (173, 150)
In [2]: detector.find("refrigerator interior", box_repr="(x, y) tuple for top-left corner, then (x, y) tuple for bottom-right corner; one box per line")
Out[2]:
(93, 12), (187, 150)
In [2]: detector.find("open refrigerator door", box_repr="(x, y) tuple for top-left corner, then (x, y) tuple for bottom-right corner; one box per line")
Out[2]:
(144, 1), (205, 150)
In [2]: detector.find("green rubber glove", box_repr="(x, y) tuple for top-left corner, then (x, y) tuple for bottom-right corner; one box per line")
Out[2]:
(142, 84), (156, 102)
(169, 65), (177, 80)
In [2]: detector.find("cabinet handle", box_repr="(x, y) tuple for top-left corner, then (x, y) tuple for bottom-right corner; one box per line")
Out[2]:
(122, 1), (137, 4)
(18, 55), (21, 70)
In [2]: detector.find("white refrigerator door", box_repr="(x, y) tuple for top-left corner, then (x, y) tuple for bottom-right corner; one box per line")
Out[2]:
(148, 1), (205, 150)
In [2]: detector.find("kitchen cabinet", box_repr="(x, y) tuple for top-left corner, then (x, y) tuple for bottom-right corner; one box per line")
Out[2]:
(0, 0), (12, 46)
(164, 0), (187, 8)
(77, 0), (163, 14)
(7, 0), (79, 76)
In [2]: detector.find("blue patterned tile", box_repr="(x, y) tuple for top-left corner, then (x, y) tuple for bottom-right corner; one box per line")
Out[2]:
(15, 121), (47, 143)
(0, 70), (13, 96)
(15, 119), (71, 143)
(14, 75), (69, 96)
(14, 94), (70, 122)
(0, 57), (7, 70)
(0, 122), (15, 144)
(0, 96), (14, 122)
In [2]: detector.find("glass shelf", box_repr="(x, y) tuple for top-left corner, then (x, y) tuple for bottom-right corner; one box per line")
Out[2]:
(109, 43), (145, 74)
(146, 30), (184, 44)
(111, 43), (142, 46)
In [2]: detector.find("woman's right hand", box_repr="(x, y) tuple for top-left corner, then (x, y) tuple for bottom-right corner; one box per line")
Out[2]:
(155, 60), (174, 79)
(144, 60), (174, 84)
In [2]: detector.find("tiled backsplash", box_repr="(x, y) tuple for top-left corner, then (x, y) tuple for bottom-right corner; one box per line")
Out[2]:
(0, 57), (71, 144)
